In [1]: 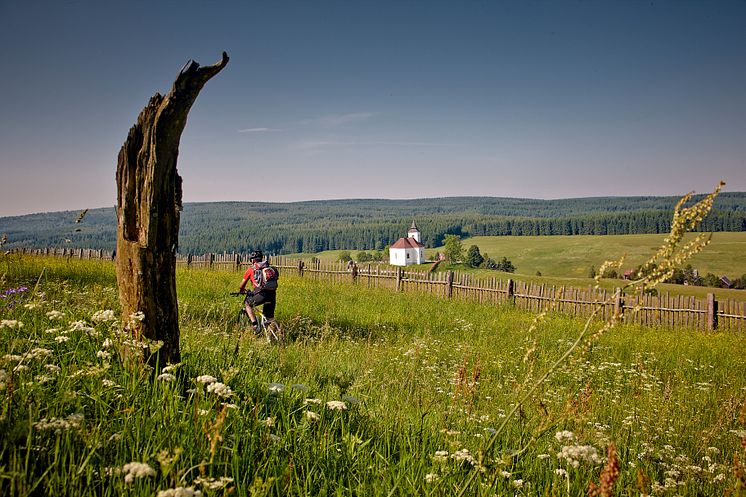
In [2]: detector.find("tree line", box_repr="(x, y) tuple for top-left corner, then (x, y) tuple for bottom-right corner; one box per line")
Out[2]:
(1, 194), (744, 254)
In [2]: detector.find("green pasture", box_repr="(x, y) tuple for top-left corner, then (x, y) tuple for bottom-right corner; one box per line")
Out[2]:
(1, 255), (745, 496)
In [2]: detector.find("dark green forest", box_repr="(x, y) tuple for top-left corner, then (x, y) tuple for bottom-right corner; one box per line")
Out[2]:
(1, 194), (745, 255)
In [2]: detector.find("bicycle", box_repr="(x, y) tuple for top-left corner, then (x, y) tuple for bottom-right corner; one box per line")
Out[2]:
(230, 292), (283, 344)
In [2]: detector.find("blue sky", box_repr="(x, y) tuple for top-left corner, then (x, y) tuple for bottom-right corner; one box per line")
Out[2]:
(0, 0), (744, 217)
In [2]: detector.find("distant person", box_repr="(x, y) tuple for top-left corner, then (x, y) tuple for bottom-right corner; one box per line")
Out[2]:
(238, 250), (279, 329)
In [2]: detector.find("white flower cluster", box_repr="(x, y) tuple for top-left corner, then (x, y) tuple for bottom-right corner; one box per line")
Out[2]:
(326, 400), (347, 410)
(193, 476), (234, 490)
(0, 320), (24, 329)
(555, 430), (575, 443)
(157, 373), (176, 382)
(268, 382), (285, 393)
(34, 413), (84, 434)
(304, 410), (320, 422)
(46, 310), (64, 320)
(92, 309), (116, 322)
(0, 369), (7, 391)
(122, 462), (156, 484)
(206, 382), (232, 398)
(451, 448), (477, 466)
(196, 375), (217, 384)
(157, 487), (202, 497)
(432, 450), (449, 463)
(557, 444), (602, 468)
(96, 350), (111, 361)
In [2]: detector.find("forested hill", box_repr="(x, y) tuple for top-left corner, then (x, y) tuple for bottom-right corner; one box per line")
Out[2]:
(2, 193), (745, 254)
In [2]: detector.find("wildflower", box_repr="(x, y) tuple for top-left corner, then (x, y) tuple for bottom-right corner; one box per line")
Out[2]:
(46, 310), (64, 320)
(122, 461), (156, 484)
(451, 448), (477, 465)
(69, 321), (94, 333)
(0, 369), (7, 390)
(157, 373), (175, 382)
(96, 350), (111, 361)
(555, 430), (575, 443)
(162, 364), (180, 373)
(712, 473), (725, 483)
(433, 450), (449, 463)
(194, 476), (234, 490)
(425, 473), (439, 483)
(304, 398), (322, 405)
(304, 410), (320, 422)
(196, 375), (217, 384)
(537, 454), (551, 460)
(157, 487), (202, 497)
(34, 413), (84, 434)
(557, 444), (603, 468)
(326, 400), (347, 410)
(0, 320), (23, 329)
(129, 311), (145, 322)
(555, 468), (568, 477)
(268, 382), (285, 393)
(512, 479), (524, 488)
(54, 336), (69, 344)
(92, 309), (116, 322)
(261, 417), (275, 427)
(102, 379), (118, 388)
(206, 382), (232, 398)
(500, 470), (512, 478)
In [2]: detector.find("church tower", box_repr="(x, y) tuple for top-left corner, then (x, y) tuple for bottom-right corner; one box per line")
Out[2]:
(407, 220), (421, 243)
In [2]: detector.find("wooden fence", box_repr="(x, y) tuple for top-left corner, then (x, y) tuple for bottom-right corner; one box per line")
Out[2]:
(10, 248), (746, 332)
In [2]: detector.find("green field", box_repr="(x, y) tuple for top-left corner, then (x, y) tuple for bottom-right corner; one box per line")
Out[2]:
(1, 255), (745, 496)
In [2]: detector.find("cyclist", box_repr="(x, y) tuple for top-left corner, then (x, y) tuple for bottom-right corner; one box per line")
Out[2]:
(238, 250), (277, 331)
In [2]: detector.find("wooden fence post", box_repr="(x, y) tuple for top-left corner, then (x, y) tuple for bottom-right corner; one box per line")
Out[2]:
(507, 279), (515, 304)
(396, 267), (403, 292)
(351, 263), (358, 284)
(446, 270), (453, 298)
(235, 253), (241, 271)
(614, 287), (623, 319)
(298, 260), (305, 277)
(707, 293), (718, 331)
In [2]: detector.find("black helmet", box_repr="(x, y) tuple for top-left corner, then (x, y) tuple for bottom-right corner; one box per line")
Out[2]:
(249, 250), (263, 262)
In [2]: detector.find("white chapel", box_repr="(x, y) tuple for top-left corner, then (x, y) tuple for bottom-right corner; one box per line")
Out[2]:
(389, 220), (426, 266)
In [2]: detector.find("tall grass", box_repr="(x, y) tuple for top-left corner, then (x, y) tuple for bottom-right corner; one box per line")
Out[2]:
(1, 252), (745, 496)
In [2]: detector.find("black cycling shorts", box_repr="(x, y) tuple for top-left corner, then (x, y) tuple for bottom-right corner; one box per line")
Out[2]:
(244, 290), (276, 319)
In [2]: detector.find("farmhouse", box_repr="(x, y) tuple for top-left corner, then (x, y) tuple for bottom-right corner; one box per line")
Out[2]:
(389, 221), (425, 266)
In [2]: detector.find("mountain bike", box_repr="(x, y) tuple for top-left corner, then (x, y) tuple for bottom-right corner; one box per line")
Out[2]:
(230, 292), (283, 344)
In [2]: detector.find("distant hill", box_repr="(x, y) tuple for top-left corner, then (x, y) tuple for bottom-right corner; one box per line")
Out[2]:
(1, 194), (745, 254)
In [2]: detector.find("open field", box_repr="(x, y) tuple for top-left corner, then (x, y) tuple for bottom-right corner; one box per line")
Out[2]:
(1, 255), (745, 496)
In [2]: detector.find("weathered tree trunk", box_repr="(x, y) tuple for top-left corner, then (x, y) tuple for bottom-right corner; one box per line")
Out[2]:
(116, 52), (229, 367)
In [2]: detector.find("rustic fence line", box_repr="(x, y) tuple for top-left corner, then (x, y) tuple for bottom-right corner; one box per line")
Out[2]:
(11, 247), (746, 332)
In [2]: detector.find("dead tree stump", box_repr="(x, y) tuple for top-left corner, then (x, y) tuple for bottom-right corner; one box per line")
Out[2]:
(116, 52), (229, 367)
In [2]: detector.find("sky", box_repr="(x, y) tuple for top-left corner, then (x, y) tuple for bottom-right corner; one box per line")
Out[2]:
(0, 0), (744, 217)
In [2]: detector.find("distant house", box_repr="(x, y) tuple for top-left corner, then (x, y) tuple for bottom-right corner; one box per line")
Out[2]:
(389, 220), (425, 266)
(623, 269), (635, 280)
(721, 276), (733, 289)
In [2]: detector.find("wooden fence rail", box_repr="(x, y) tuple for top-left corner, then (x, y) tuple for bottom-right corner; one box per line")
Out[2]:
(10, 248), (746, 332)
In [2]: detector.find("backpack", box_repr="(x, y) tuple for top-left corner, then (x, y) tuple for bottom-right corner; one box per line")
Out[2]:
(255, 263), (279, 291)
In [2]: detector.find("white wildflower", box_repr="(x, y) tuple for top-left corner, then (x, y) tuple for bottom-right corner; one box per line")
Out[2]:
(425, 473), (439, 483)
(92, 309), (116, 322)
(268, 382), (285, 393)
(206, 382), (232, 398)
(24, 303), (38, 310)
(326, 400), (347, 410)
(102, 379), (118, 388)
(555, 468), (568, 477)
(161, 364), (180, 373)
(451, 448), (476, 465)
(157, 373), (175, 382)
(555, 430), (575, 443)
(304, 410), (320, 422)
(55, 335), (70, 343)
(102, 338), (114, 349)
(157, 487), (202, 497)
(45, 364), (61, 374)
(196, 375), (217, 385)
(557, 444), (603, 468)
(96, 350), (111, 361)
(129, 311), (145, 322)
(46, 310), (64, 320)
(713, 473), (726, 483)
(0, 320), (23, 329)
(433, 450), (449, 463)
(122, 461), (156, 484)
(304, 398), (322, 405)
(194, 475), (234, 490)
(512, 479), (524, 488)
(34, 413), (84, 434)
(261, 417), (275, 427)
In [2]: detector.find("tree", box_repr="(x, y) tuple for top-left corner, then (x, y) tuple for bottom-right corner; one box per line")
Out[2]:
(116, 52), (229, 367)
(338, 251), (352, 263)
(497, 257), (516, 273)
(466, 245), (484, 268)
(443, 235), (463, 263)
(356, 251), (372, 262)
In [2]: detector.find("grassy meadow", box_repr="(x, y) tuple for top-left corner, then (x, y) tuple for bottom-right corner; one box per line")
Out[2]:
(1, 255), (745, 496)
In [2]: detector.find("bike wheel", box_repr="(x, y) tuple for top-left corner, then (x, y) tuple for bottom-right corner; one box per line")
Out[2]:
(236, 309), (253, 332)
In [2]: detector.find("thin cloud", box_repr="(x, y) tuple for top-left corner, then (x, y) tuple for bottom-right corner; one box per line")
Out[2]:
(293, 139), (457, 151)
(238, 127), (281, 133)
(301, 112), (377, 128)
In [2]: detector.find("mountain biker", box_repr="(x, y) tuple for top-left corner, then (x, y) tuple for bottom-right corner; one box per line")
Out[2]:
(238, 250), (277, 330)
